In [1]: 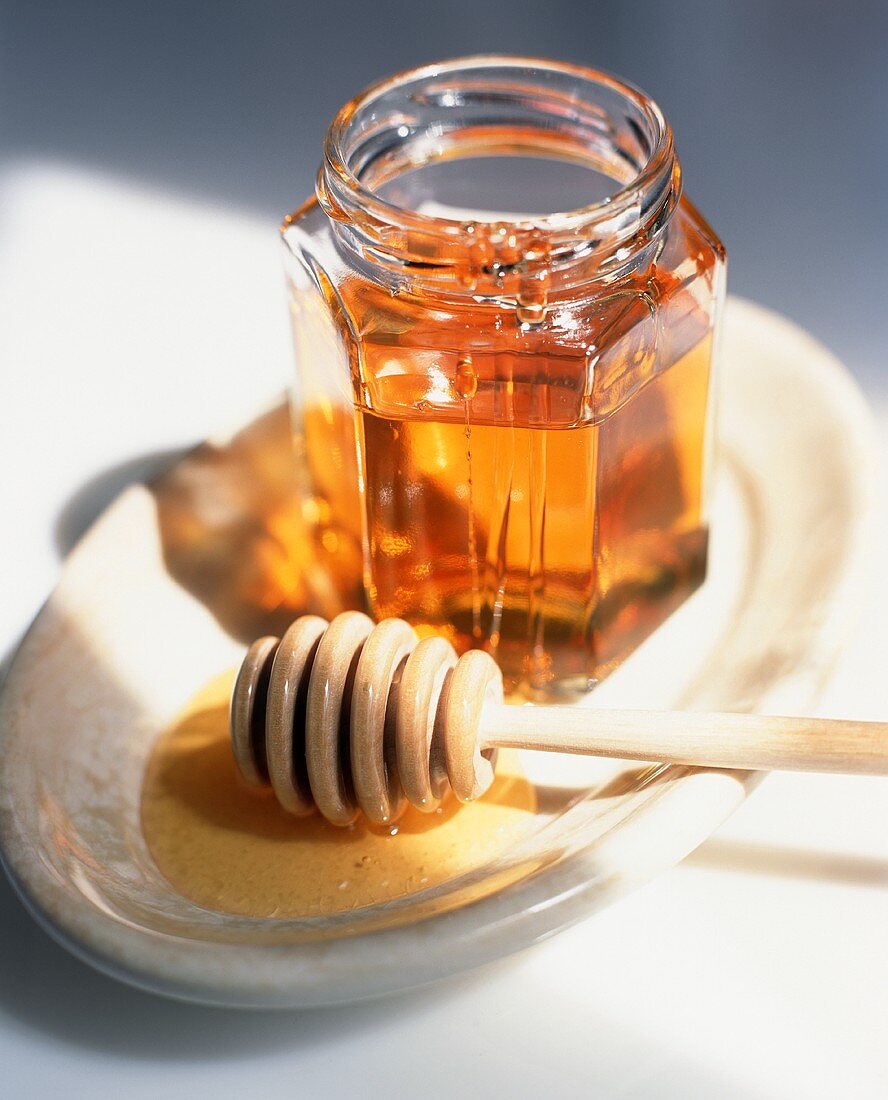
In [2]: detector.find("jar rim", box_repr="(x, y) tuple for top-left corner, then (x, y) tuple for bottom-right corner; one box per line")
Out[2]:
(318, 55), (680, 289)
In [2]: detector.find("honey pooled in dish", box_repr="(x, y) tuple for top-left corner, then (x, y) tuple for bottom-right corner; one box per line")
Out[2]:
(141, 671), (537, 919)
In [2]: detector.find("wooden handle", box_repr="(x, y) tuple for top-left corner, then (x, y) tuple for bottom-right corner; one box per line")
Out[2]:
(481, 707), (888, 776)
(234, 612), (888, 827)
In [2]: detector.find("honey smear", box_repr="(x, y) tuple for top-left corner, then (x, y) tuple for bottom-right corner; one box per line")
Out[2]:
(141, 670), (537, 919)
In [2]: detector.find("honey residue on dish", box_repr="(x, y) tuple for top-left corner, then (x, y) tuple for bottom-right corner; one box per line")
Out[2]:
(141, 670), (537, 919)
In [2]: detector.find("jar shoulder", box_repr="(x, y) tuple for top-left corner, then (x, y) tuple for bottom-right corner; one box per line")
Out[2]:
(282, 196), (726, 428)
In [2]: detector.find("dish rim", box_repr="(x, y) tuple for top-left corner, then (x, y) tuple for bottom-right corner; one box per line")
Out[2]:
(0, 297), (879, 1007)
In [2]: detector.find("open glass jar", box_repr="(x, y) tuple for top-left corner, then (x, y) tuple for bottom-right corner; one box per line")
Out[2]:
(282, 56), (725, 700)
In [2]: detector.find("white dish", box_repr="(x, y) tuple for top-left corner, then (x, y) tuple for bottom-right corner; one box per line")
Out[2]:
(0, 297), (878, 1007)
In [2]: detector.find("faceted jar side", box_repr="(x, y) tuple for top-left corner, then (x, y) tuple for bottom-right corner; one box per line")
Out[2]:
(281, 202), (366, 620)
(587, 200), (725, 694)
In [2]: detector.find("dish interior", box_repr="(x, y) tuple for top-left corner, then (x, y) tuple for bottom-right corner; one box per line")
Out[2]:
(0, 299), (875, 1002)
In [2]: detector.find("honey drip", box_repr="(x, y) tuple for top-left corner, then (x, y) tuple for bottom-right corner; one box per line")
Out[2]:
(141, 671), (537, 919)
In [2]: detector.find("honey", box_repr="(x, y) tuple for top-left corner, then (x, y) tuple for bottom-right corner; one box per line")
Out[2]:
(361, 341), (710, 691)
(142, 671), (537, 919)
(297, 274), (713, 697)
(284, 58), (725, 699)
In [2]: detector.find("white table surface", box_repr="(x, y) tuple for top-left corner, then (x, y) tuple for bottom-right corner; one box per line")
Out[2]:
(1, 165), (886, 1100)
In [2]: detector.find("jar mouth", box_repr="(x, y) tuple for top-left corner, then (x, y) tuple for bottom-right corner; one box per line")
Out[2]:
(318, 56), (680, 292)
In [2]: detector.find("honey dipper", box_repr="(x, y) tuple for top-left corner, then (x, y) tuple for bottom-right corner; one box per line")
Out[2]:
(231, 611), (888, 826)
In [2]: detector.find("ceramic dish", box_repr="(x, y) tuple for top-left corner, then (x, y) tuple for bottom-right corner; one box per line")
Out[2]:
(0, 297), (878, 1007)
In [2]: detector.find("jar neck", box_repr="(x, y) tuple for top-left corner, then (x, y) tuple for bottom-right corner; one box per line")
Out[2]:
(317, 56), (681, 303)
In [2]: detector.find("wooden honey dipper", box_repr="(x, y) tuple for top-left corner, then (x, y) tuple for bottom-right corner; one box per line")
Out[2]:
(231, 611), (888, 826)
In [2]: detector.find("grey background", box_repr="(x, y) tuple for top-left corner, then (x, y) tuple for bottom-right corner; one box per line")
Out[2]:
(1, 5), (887, 1095)
(2, 0), (886, 383)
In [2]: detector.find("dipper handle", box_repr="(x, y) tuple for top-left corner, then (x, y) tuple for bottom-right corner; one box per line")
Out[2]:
(231, 612), (888, 828)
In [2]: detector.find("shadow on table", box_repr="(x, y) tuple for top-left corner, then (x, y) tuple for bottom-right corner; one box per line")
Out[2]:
(688, 837), (888, 889)
(0, 871), (757, 1100)
(0, 862), (505, 1059)
(54, 401), (363, 648)
(0, 849), (545, 1056)
(54, 448), (190, 559)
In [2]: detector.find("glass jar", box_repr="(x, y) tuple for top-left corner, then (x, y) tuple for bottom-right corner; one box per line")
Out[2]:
(282, 56), (725, 700)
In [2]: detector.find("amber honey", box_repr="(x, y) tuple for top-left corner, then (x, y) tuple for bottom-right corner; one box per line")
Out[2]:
(293, 249), (715, 696)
